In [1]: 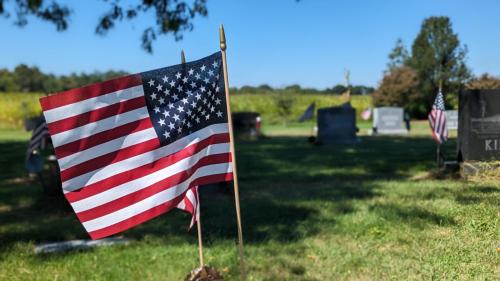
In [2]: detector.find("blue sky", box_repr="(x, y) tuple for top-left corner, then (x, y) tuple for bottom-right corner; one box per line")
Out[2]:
(1, 0), (499, 89)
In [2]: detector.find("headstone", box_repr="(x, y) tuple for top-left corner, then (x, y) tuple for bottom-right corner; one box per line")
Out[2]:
(232, 112), (261, 140)
(445, 110), (459, 130)
(458, 89), (500, 161)
(34, 237), (130, 254)
(317, 105), (357, 144)
(372, 107), (408, 135)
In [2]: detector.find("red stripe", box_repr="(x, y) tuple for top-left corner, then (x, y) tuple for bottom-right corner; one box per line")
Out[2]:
(64, 133), (230, 203)
(40, 75), (142, 111)
(87, 172), (233, 239)
(60, 137), (161, 182)
(76, 153), (231, 222)
(48, 96), (146, 135)
(54, 118), (153, 159)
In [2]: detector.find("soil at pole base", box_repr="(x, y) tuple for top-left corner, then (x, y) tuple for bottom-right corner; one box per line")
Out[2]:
(184, 265), (224, 281)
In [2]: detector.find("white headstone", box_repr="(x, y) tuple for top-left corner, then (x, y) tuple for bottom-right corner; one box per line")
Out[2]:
(372, 107), (408, 135)
(445, 110), (458, 130)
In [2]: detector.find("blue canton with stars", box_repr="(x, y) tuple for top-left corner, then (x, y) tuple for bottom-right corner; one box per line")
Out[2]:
(141, 52), (227, 146)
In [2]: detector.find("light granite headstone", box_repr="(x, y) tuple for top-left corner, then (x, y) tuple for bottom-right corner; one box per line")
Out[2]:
(372, 107), (408, 135)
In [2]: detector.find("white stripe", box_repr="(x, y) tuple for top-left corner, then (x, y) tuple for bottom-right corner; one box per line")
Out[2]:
(70, 142), (230, 212)
(44, 85), (144, 123)
(185, 189), (197, 206)
(62, 123), (229, 192)
(58, 127), (157, 171)
(81, 163), (232, 232)
(177, 199), (186, 210)
(51, 107), (149, 148)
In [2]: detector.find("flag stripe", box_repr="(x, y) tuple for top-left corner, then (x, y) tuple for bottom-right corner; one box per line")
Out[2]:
(51, 107), (150, 148)
(48, 96), (146, 135)
(61, 124), (229, 192)
(60, 137), (160, 182)
(82, 163), (232, 233)
(75, 153), (231, 222)
(87, 172), (233, 240)
(58, 127), (157, 171)
(65, 133), (230, 202)
(40, 75), (142, 112)
(54, 118), (153, 159)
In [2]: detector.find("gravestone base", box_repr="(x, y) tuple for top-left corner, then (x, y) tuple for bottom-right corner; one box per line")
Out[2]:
(460, 161), (500, 179)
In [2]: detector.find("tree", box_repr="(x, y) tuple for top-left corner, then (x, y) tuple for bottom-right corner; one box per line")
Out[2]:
(387, 38), (409, 72)
(467, 73), (500, 89)
(373, 66), (419, 113)
(0, 0), (208, 53)
(408, 16), (470, 116)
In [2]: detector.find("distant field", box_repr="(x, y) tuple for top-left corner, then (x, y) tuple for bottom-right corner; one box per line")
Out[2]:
(0, 92), (371, 128)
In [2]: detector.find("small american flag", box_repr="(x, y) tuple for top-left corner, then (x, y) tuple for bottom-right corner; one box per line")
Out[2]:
(40, 52), (233, 239)
(428, 90), (448, 144)
(26, 117), (49, 159)
(176, 186), (200, 230)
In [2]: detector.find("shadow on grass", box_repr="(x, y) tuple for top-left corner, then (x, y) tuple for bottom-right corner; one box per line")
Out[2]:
(369, 203), (456, 228)
(0, 135), (460, 251)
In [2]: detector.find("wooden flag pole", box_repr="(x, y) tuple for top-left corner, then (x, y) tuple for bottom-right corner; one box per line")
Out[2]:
(219, 24), (246, 280)
(182, 50), (204, 268)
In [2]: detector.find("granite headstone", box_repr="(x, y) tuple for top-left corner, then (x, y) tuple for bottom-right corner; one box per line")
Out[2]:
(445, 110), (459, 130)
(458, 89), (500, 161)
(317, 105), (357, 144)
(232, 112), (261, 140)
(372, 107), (408, 135)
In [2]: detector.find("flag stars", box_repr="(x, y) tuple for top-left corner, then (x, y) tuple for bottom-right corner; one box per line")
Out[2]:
(188, 68), (194, 75)
(200, 65), (206, 72)
(168, 122), (175, 130)
(162, 75), (169, 83)
(173, 114), (180, 122)
(177, 105), (184, 113)
(212, 61), (218, 68)
(205, 114), (210, 120)
(169, 80), (176, 87)
(181, 98), (188, 104)
(195, 117), (201, 123)
(158, 119), (166, 126)
(154, 106), (160, 113)
(191, 101), (197, 108)
(168, 103), (175, 109)
(195, 73), (201, 80)
(156, 84), (163, 91)
(215, 86), (220, 93)
(163, 130), (171, 138)
(215, 98), (221, 105)
(163, 88), (170, 95)
(190, 81), (197, 88)
(203, 78), (210, 84)
(172, 94), (179, 101)
(182, 77), (188, 83)
(177, 127), (182, 134)
(195, 93), (201, 100)
(158, 97), (165, 105)
(208, 70), (214, 76)
(162, 110), (170, 118)
(148, 79), (155, 87)
(175, 72), (182, 79)
(216, 110), (223, 118)
(177, 85), (183, 92)
(150, 92), (157, 100)
(200, 86), (206, 93)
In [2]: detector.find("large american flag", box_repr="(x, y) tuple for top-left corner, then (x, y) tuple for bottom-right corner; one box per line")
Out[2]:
(40, 52), (233, 239)
(428, 90), (448, 144)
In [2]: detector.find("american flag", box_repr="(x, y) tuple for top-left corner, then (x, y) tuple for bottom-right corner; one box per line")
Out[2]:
(39, 52), (233, 239)
(428, 90), (448, 144)
(176, 186), (200, 230)
(26, 117), (49, 159)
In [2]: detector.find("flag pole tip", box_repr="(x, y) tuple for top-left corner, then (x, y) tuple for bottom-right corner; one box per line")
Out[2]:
(181, 50), (186, 64)
(219, 24), (226, 51)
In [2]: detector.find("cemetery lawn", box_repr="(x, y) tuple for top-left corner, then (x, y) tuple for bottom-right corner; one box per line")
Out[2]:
(0, 125), (498, 280)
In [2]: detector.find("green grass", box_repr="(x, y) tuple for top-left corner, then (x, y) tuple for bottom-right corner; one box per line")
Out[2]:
(0, 126), (498, 280)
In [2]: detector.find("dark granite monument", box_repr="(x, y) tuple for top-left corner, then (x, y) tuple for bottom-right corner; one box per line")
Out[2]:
(372, 107), (408, 135)
(458, 89), (500, 161)
(316, 105), (357, 144)
(232, 112), (261, 140)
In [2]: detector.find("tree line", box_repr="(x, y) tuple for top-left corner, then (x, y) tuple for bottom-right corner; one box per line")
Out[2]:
(0, 64), (128, 93)
(0, 64), (375, 96)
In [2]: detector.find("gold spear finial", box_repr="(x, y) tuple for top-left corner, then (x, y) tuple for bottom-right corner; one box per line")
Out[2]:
(219, 24), (226, 51)
(181, 49), (186, 64)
